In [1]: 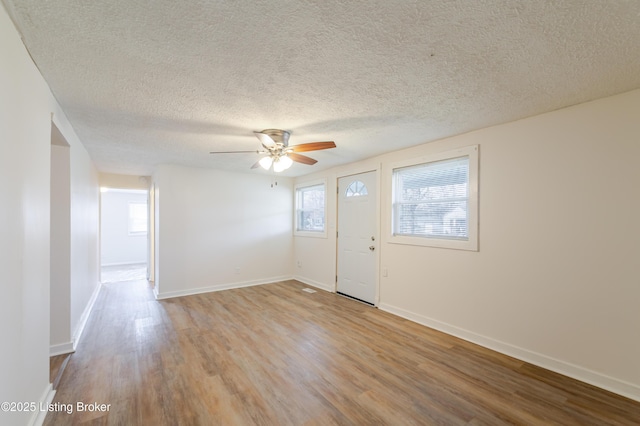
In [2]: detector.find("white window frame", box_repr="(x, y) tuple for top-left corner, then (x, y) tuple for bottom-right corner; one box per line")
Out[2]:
(128, 201), (148, 236)
(389, 145), (478, 251)
(294, 179), (327, 238)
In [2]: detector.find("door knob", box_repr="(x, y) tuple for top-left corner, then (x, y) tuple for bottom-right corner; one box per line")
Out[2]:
(369, 246), (375, 251)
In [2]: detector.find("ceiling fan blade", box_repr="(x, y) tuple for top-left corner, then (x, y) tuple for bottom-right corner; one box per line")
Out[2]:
(254, 131), (276, 148)
(209, 150), (259, 154)
(288, 153), (318, 165)
(289, 141), (336, 152)
(250, 160), (262, 169)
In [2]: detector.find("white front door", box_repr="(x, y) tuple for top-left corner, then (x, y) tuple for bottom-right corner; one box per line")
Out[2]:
(337, 171), (377, 304)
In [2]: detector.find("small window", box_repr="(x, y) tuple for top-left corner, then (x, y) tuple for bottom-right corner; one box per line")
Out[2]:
(295, 181), (326, 237)
(391, 145), (478, 251)
(345, 180), (368, 197)
(128, 202), (148, 235)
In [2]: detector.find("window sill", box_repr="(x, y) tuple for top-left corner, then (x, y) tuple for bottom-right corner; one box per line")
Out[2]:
(389, 234), (477, 251)
(294, 230), (327, 239)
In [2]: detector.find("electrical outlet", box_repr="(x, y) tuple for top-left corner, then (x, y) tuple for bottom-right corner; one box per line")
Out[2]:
(382, 268), (388, 277)
(297, 260), (302, 268)
(235, 267), (240, 274)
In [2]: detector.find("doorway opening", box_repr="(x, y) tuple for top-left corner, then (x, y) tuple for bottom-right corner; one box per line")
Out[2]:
(100, 188), (148, 283)
(50, 122), (72, 384)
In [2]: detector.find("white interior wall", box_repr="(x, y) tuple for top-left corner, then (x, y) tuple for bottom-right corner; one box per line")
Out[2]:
(100, 190), (148, 266)
(68, 139), (100, 346)
(153, 165), (293, 299)
(50, 141), (71, 351)
(149, 184), (155, 282)
(1, 6), (100, 424)
(2, 5), (52, 424)
(294, 89), (640, 401)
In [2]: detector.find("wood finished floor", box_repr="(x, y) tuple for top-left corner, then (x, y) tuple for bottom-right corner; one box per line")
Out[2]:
(50, 353), (72, 390)
(45, 280), (640, 425)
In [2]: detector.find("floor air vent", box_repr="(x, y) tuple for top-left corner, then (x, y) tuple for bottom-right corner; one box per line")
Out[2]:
(302, 288), (317, 293)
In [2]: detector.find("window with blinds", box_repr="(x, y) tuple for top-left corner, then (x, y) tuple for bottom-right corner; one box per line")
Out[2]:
(393, 157), (469, 239)
(390, 145), (478, 250)
(295, 181), (326, 235)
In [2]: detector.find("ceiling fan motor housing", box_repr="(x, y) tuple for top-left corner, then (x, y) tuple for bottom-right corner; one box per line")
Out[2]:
(260, 129), (290, 147)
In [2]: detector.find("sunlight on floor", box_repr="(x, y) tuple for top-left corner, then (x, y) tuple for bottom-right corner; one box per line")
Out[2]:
(101, 263), (147, 283)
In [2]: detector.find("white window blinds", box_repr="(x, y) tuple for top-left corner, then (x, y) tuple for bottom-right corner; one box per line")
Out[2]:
(393, 156), (469, 240)
(296, 183), (325, 232)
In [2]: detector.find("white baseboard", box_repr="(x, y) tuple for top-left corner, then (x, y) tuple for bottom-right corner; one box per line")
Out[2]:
(50, 282), (101, 356)
(29, 383), (55, 426)
(293, 275), (334, 293)
(71, 281), (102, 351)
(49, 341), (74, 357)
(155, 275), (294, 300)
(378, 303), (640, 403)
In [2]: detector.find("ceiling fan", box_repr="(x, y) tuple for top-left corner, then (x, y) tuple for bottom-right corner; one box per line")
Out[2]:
(209, 129), (336, 172)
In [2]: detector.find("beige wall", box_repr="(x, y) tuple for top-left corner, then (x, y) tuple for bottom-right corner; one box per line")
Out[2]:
(153, 165), (294, 299)
(294, 89), (640, 401)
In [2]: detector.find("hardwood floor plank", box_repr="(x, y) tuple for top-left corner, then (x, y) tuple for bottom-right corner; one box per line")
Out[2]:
(50, 353), (72, 390)
(44, 279), (640, 425)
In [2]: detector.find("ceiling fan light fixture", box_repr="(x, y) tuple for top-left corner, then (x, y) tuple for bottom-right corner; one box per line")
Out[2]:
(273, 155), (293, 173)
(210, 128), (336, 171)
(279, 155), (293, 169)
(259, 156), (273, 170)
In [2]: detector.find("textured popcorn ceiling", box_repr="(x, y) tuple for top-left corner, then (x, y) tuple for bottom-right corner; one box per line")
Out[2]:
(4, 0), (640, 176)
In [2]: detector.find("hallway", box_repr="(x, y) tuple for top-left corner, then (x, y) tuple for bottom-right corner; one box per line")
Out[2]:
(101, 263), (147, 283)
